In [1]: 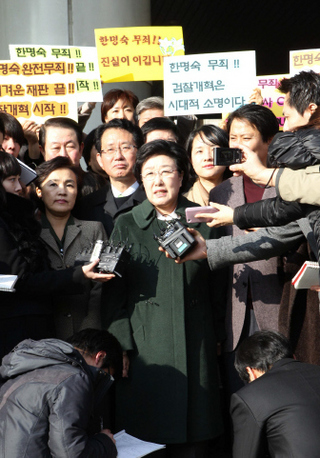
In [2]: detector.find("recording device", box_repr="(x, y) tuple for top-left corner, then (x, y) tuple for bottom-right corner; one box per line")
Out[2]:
(75, 240), (131, 277)
(214, 147), (242, 166)
(153, 220), (196, 259)
(185, 206), (218, 223)
(89, 240), (104, 262)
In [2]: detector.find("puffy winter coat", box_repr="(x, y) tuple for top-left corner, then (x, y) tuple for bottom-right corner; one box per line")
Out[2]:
(234, 128), (320, 230)
(0, 339), (116, 458)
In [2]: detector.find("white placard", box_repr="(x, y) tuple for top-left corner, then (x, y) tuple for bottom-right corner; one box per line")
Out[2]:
(9, 45), (103, 102)
(163, 50), (256, 116)
(289, 48), (320, 76)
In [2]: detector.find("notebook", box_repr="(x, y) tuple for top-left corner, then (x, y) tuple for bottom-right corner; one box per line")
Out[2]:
(0, 275), (18, 292)
(292, 261), (319, 289)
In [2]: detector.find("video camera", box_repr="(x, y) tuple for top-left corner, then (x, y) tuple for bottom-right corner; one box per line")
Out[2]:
(75, 240), (131, 277)
(153, 219), (196, 259)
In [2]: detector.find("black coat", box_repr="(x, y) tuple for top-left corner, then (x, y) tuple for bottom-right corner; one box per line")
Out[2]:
(233, 128), (320, 230)
(39, 217), (107, 340)
(0, 338), (116, 457)
(74, 183), (146, 236)
(231, 358), (320, 458)
(0, 193), (86, 357)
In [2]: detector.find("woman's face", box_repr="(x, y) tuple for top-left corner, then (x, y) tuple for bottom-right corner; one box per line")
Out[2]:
(191, 133), (226, 181)
(2, 135), (21, 158)
(141, 154), (183, 215)
(89, 144), (106, 176)
(36, 168), (78, 217)
(2, 175), (22, 196)
(104, 98), (135, 123)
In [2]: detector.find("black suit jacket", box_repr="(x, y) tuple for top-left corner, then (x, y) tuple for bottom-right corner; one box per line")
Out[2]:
(74, 184), (146, 237)
(231, 358), (320, 458)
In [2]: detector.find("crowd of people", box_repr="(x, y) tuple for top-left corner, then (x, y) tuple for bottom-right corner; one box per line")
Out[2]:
(1, 70), (320, 457)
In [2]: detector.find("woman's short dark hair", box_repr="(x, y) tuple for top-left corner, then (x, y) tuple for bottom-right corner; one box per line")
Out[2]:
(0, 116), (5, 137)
(186, 124), (229, 157)
(35, 156), (81, 189)
(134, 140), (190, 192)
(0, 112), (25, 146)
(82, 128), (97, 168)
(101, 89), (139, 123)
(0, 151), (22, 207)
(0, 150), (21, 181)
(185, 124), (231, 183)
(227, 104), (279, 143)
(235, 330), (293, 383)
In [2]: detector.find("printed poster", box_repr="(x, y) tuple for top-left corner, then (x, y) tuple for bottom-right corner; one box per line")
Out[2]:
(0, 60), (78, 123)
(163, 50), (256, 116)
(94, 26), (184, 82)
(9, 44), (102, 102)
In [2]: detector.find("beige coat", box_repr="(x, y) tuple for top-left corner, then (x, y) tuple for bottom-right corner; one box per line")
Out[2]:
(277, 165), (320, 205)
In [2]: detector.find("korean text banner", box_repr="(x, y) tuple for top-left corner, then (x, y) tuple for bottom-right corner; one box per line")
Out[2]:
(9, 45), (102, 102)
(289, 48), (320, 75)
(256, 74), (288, 130)
(163, 51), (256, 116)
(0, 60), (78, 123)
(94, 26), (184, 82)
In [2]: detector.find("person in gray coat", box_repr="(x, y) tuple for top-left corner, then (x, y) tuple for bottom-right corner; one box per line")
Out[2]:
(0, 329), (123, 458)
(35, 157), (108, 340)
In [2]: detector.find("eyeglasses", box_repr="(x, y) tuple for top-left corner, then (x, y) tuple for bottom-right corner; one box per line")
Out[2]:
(141, 168), (178, 181)
(100, 144), (137, 156)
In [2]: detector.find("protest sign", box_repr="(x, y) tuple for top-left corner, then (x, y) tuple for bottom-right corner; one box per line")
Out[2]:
(256, 74), (289, 129)
(0, 60), (78, 123)
(9, 45), (102, 102)
(94, 26), (184, 82)
(163, 50), (256, 116)
(290, 48), (320, 75)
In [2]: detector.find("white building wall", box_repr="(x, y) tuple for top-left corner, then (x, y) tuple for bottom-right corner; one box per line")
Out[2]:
(0, 0), (151, 133)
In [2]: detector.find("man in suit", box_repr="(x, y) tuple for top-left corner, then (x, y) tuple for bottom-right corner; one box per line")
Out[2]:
(231, 330), (320, 458)
(75, 119), (145, 237)
(39, 117), (84, 166)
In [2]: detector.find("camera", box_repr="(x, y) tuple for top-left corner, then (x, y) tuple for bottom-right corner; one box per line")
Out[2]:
(214, 147), (242, 166)
(153, 220), (196, 259)
(75, 240), (131, 277)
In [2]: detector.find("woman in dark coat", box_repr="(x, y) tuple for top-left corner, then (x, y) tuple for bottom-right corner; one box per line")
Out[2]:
(0, 151), (113, 359)
(103, 140), (227, 457)
(34, 157), (108, 340)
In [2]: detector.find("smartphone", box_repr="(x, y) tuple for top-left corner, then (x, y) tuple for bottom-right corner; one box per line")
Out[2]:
(214, 147), (242, 166)
(185, 206), (218, 223)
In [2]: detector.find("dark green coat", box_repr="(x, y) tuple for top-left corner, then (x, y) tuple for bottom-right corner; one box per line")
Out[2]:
(103, 196), (226, 444)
